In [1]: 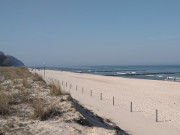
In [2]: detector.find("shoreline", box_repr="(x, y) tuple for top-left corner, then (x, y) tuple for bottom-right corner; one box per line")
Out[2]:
(40, 68), (180, 84)
(34, 69), (180, 135)
(38, 64), (180, 82)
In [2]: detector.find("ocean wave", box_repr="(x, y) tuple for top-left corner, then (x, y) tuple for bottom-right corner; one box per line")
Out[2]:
(146, 75), (154, 77)
(75, 71), (83, 73)
(131, 72), (136, 74)
(117, 72), (127, 75)
(117, 72), (136, 75)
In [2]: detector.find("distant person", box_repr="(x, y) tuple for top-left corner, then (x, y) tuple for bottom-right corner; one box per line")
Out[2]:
(166, 76), (169, 81)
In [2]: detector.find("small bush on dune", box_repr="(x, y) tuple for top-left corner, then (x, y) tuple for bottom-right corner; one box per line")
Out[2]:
(19, 89), (30, 103)
(13, 79), (19, 85)
(0, 92), (11, 115)
(49, 83), (62, 96)
(9, 89), (30, 105)
(32, 98), (61, 121)
(33, 73), (43, 82)
(32, 98), (44, 120)
(22, 77), (31, 88)
(41, 106), (61, 121)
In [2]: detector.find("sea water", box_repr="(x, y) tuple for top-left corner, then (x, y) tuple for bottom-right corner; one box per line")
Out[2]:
(46, 65), (180, 82)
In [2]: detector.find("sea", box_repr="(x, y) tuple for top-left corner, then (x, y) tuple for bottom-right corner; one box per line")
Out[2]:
(44, 65), (180, 82)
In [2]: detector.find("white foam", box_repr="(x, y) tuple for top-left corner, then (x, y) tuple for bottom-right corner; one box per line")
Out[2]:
(117, 72), (126, 75)
(131, 72), (136, 74)
(146, 75), (154, 77)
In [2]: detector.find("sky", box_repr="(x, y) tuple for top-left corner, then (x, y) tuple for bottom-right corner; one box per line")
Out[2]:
(0, 0), (180, 66)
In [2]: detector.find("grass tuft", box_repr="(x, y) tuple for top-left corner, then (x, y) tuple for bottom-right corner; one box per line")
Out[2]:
(32, 98), (61, 121)
(0, 67), (31, 81)
(49, 83), (62, 96)
(22, 78), (31, 88)
(33, 73), (43, 82)
(9, 89), (31, 105)
(32, 98), (44, 120)
(0, 92), (11, 115)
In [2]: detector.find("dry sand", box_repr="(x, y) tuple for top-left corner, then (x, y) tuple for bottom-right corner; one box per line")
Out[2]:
(35, 69), (180, 135)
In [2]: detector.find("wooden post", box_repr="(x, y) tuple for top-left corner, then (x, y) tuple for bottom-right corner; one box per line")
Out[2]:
(100, 93), (102, 100)
(130, 102), (132, 112)
(113, 96), (115, 106)
(76, 85), (77, 91)
(62, 81), (63, 85)
(66, 82), (67, 87)
(82, 88), (83, 94)
(156, 109), (158, 122)
(90, 90), (92, 96)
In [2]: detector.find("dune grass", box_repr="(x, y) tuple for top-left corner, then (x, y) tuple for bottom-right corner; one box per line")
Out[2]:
(32, 97), (61, 121)
(49, 82), (62, 96)
(0, 67), (32, 115)
(0, 67), (31, 81)
(22, 77), (31, 88)
(0, 67), (64, 121)
(0, 92), (11, 115)
(33, 73), (43, 82)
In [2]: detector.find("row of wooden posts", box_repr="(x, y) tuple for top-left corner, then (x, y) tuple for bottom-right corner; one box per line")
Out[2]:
(46, 77), (159, 122)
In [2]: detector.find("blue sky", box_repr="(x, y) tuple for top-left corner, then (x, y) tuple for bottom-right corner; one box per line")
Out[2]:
(0, 0), (180, 66)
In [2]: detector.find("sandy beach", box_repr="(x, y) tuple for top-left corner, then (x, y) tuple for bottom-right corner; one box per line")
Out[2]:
(2, 1), (180, 134)
(34, 69), (180, 135)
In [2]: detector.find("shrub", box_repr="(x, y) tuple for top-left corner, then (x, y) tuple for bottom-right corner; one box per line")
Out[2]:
(33, 73), (43, 82)
(49, 83), (62, 96)
(32, 98), (44, 120)
(9, 89), (30, 105)
(41, 106), (61, 121)
(32, 98), (61, 121)
(13, 79), (19, 85)
(22, 78), (31, 88)
(0, 92), (11, 115)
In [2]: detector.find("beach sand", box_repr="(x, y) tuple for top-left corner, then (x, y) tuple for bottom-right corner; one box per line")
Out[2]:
(35, 69), (180, 135)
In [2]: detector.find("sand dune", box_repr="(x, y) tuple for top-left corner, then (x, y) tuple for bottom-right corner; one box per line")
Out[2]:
(0, 67), (124, 135)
